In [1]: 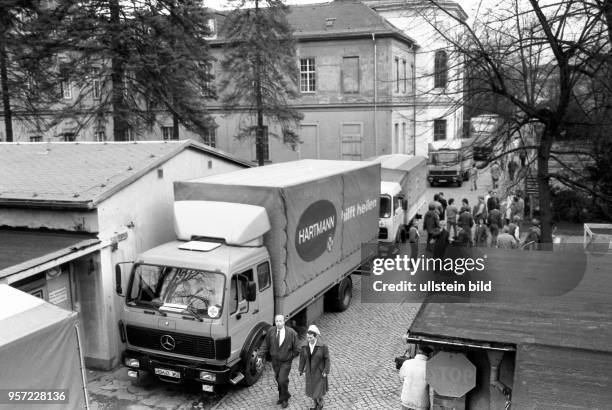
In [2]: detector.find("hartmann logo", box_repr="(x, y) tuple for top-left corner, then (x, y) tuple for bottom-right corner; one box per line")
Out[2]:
(295, 200), (337, 262)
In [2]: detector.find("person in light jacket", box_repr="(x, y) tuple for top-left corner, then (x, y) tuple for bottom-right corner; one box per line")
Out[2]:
(399, 345), (432, 410)
(299, 325), (331, 410)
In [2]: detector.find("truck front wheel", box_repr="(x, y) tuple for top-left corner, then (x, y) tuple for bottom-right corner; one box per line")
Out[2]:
(241, 332), (265, 386)
(333, 276), (353, 312)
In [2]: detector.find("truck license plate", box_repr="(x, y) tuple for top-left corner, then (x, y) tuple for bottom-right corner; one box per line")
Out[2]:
(202, 384), (214, 392)
(155, 368), (181, 378)
(438, 179), (447, 183)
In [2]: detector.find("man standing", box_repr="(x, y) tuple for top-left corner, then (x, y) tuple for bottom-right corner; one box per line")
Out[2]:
(496, 226), (517, 249)
(487, 191), (500, 212)
(399, 345), (432, 410)
(487, 206), (503, 247)
(438, 192), (448, 221)
(257, 315), (300, 408)
(469, 164), (478, 191)
(423, 203), (441, 251)
(507, 157), (518, 182)
(446, 198), (458, 238)
(490, 161), (502, 189)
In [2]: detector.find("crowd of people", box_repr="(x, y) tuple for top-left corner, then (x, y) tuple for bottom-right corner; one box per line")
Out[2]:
(418, 188), (542, 252)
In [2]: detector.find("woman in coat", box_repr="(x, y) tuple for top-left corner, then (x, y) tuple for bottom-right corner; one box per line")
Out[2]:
(299, 325), (331, 410)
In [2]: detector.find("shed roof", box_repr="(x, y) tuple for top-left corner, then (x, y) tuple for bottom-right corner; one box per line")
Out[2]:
(0, 140), (250, 209)
(0, 228), (99, 279)
(408, 246), (612, 353)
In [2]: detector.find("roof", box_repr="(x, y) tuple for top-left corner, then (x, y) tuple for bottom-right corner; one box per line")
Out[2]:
(364, 0), (469, 22)
(0, 284), (77, 347)
(137, 240), (267, 275)
(0, 229), (99, 279)
(213, 0), (417, 47)
(190, 159), (377, 187)
(0, 140), (250, 209)
(369, 154), (426, 171)
(408, 246), (612, 353)
(288, 0), (416, 45)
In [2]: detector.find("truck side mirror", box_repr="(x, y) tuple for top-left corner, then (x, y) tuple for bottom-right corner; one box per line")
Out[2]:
(246, 281), (257, 302)
(402, 199), (408, 210)
(115, 265), (123, 296)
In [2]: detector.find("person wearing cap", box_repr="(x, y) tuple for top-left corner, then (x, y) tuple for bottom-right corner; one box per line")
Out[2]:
(257, 314), (300, 408)
(299, 325), (330, 410)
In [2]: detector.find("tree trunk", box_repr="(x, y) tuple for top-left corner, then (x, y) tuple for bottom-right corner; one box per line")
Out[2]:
(110, 0), (128, 141)
(255, 0), (265, 166)
(537, 128), (553, 244)
(0, 39), (13, 142)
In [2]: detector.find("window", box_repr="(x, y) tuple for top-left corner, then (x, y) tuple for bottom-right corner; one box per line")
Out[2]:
(202, 64), (215, 98)
(30, 135), (42, 142)
(300, 58), (316, 92)
(92, 77), (101, 99)
(394, 123), (399, 153)
(340, 123), (362, 160)
(161, 126), (177, 140)
(63, 133), (75, 142)
(229, 275), (247, 315)
(257, 262), (271, 292)
(402, 59), (407, 93)
(434, 119), (447, 141)
(202, 128), (216, 147)
(341, 56), (359, 93)
(61, 80), (71, 99)
(395, 57), (400, 92)
(205, 18), (216, 38)
(95, 130), (106, 142)
(434, 50), (448, 88)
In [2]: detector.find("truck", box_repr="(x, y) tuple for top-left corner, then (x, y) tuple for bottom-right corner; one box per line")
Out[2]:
(427, 140), (472, 187)
(116, 160), (380, 391)
(368, 154), (427, 244)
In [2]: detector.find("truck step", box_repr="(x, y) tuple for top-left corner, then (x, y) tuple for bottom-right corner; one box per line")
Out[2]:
(229, 372), (244, 385)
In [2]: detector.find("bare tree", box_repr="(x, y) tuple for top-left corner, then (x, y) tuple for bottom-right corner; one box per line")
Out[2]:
(414, 0), (612, 242)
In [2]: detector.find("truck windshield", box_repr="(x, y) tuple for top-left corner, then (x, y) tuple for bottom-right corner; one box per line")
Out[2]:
(127, 264), (224, 318)
(430, 152), (458, 164)
(380, 195), (391, 218)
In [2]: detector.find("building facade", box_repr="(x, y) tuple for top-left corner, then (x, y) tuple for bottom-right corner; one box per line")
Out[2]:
(363, 0), (468, 156)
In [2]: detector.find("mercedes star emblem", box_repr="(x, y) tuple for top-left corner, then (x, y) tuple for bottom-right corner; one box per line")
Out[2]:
(160, 334), (176, 351)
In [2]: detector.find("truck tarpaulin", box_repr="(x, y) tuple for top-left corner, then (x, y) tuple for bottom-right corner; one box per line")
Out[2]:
(0, 284), (88, 410)
(174, 160), (380, 297)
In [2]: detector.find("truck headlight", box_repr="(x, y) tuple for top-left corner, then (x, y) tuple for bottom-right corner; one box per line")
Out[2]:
(125, 358), (140, 368)
(200, 371), (216, 382)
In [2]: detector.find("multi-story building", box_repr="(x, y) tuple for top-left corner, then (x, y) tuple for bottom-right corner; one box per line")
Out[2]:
(4, 1), (473, 162)
(208, 0), (419, 162)
(363, 0), (468, 156)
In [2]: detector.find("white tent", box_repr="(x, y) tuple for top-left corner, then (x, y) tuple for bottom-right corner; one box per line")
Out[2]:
(0, 285), (89, 409)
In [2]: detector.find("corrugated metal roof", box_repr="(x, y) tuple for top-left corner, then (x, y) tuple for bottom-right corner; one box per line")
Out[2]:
(0, 140), (250, 209)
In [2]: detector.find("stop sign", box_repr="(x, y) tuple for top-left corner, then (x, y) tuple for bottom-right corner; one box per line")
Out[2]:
(426, 352), (476, 397)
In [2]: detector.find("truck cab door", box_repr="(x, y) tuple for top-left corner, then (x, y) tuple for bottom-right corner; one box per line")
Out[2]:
(228, 272), (254, 357)
(393, 195), (403, 240)
(255, 261), (274, 324)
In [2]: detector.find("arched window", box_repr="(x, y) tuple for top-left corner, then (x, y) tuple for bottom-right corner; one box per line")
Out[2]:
(434, 50), (448, 88)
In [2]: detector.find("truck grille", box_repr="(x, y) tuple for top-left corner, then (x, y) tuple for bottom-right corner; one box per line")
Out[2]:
(126, 325), (215, 359)
(430, 170), (457, 176)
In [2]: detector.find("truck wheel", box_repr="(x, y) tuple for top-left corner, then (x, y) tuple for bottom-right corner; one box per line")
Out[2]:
(333, 276), (352, 312)
(241, 332), (265, 386)
(457, 180), (463, 187)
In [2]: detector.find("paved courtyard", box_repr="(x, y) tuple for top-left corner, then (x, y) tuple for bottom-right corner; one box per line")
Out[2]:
(87, 275), (421, 410)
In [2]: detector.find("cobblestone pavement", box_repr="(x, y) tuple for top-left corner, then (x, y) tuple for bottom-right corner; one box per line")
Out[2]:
(215, 275), (420, 410)
(87, 275), (421, 410)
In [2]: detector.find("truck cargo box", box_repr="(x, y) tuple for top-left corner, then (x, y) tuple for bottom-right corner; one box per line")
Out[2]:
(174, 160), (380, 301)
(374, 155), (427, 213)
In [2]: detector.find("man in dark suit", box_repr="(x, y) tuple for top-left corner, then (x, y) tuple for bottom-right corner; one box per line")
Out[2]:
(257, 314), (300, 408)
